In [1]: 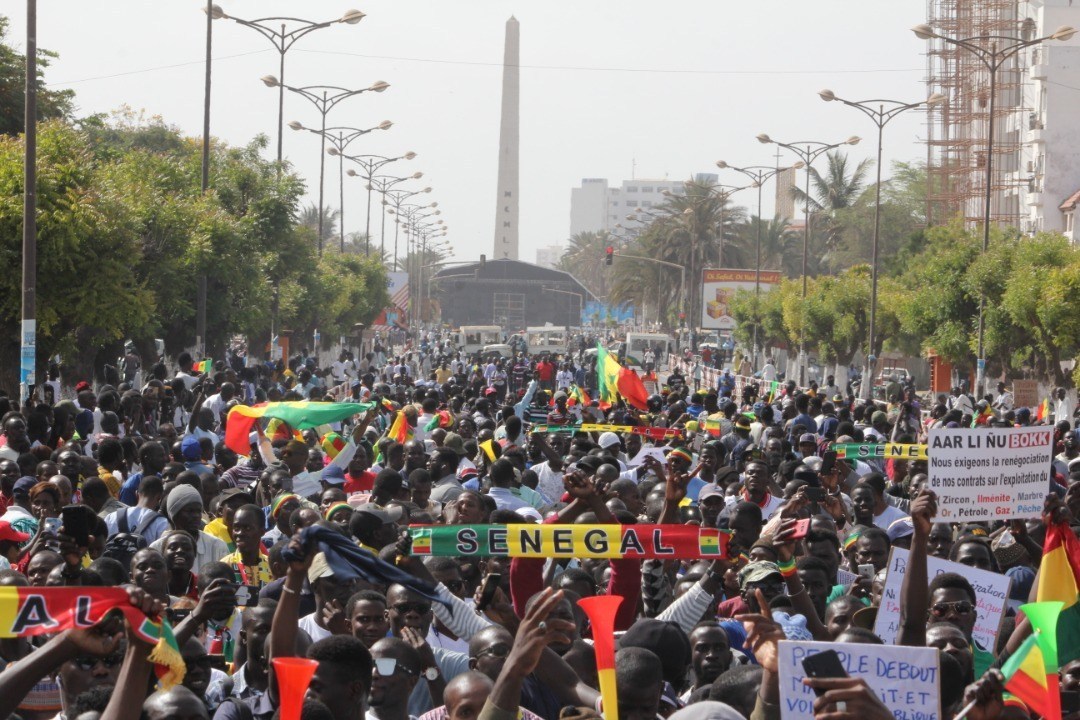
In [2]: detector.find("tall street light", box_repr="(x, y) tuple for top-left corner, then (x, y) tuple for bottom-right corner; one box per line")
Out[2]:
(716, 160), (804, 370)
(290, 121), (392, 253)
(338, 151), (418, 254)
(21, 0), (37, 401)
(818, 89), (946, 398)
(268, 80), (388, 253)
(385, 187), (434, 270)
(757, 133), (861, 385)
(210, 6), (365, 165)
(912, 22), (1076, 394)
(368, 173), (424, 258)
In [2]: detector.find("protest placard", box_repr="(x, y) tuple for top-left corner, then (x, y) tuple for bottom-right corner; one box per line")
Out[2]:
(927, 426), (1052, 521)
(1012, 379), (1039, 409)
(873, 546), (1010, 650)
(778, 640), (940, 720)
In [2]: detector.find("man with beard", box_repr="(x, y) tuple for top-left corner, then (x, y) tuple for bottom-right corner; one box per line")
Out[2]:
(682, 622), (734, 700)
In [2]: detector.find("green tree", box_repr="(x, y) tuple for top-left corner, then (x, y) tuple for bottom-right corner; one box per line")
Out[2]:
(0, 16), (74, 135)
(557, 230), (611, 299)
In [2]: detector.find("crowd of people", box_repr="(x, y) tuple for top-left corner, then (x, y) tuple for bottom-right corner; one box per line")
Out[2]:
(0, 332), (1070, 720)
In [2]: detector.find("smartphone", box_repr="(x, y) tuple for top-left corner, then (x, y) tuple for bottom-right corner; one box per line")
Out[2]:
(802, 649), (850, 697)
(168, 608), (191, 624)
(43, 517), (62, 536)
(821, 450), (837, 475)
(235, 585), (258, 608)
(791, 518), (811, 541)
(61, 505), (91, 548)
(857, 563), (876, 580)
(476, 573), (502, 612)
(805, 487), (825, 503)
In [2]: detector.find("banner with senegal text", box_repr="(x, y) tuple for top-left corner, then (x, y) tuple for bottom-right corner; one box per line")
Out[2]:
(409, 524), (731, 559)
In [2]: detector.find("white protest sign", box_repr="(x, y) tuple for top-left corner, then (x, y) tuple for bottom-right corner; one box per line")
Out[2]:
(778, 640), (941, 720)
(873, 546), (1011, 650)
(835, 568), (858, 588)
(628, 446), (670, 467)
(928, 426), (1052, 520)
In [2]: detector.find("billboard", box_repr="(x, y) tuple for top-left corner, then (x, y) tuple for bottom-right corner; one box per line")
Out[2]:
(373, 272), (409, 328)
(701, 268), (782, 330)
(581, 301), (634, 325)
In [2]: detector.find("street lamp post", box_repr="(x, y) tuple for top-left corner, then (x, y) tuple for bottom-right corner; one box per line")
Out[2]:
(385, 188), (434, 270)
(716, 160), (804, 370)
(21, 0), (36, 402)
(268, 81), (388, 253)
(399, 208), (443, 324)
(289, 118), (392, 253)
(817, 89), (946, 398)
(338, 151), (418, 254)
(210, 6), (365, 166)
(912, 22), (1076, 395)
(756, 133), (862, 385)
(368, 173), (425, 258)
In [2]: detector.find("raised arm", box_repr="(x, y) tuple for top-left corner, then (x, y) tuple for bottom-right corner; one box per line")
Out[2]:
(898, 489), (936, 647)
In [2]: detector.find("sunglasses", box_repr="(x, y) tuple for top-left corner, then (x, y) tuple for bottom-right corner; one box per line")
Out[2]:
(930, 600), (974, 617)
(475, 644), (511, 660)
(443, 580), (465, 592)
(392, 602), (432, 615)
(73, 652), (125, 671)
(374, 657), (417, 677)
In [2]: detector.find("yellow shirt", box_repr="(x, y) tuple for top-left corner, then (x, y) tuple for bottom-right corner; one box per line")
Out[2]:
(220, 550), (272, 589)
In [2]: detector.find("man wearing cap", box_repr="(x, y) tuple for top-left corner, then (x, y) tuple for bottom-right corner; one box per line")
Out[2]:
(596, 433), (627, 470)
(796, 433), (818, 460)
(444, 433), (476, 473)
(204, 487), (255, 551)
(0, 520), (28, 570)
(299, 552), (366, 642)
(150, 484), (228, 571)
(0, 477), (39, 539)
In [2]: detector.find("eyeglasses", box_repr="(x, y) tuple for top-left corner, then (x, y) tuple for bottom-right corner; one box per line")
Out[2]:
(475, 644), (511, 660)
(73, 652), (125, 671)
(443, 580), (465, 592)
(374, 657), (417, 677)
(930, 600), (974, 617)
(392, 602), (432, 615)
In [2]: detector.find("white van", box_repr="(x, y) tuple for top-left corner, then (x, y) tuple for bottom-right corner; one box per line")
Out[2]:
(526, 326), (565, 356)
(623, 332), (675, 370)
(457, 326), (502, 355)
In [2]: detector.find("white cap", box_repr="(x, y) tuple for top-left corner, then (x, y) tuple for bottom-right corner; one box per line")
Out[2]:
(597, 432), (621, 449)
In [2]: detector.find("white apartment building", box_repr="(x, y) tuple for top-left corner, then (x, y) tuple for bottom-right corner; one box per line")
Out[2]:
(570, 176), (727, 238)
(1023, 0), (1080, 237)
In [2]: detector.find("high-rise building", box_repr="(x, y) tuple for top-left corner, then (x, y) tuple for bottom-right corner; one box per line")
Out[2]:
(493, 17), (520, 260)
(535, 245), (564, 269)
(924, 0), (1080, 237)
(569, 177), (690, 237)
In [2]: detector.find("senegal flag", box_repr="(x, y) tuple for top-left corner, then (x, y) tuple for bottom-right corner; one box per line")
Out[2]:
(225, 401), (374, 455)
(595, 343), (650, 411)
(1002, 602), (1063, 720)
(1037, 519), (1080, 664)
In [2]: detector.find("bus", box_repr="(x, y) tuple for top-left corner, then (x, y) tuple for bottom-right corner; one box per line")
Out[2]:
(525, 326), (566, 356)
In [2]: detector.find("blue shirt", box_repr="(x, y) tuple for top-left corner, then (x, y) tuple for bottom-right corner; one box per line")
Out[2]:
(118, 471), (144, 505)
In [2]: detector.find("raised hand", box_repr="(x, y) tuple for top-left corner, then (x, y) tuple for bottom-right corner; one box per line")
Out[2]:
(735, 590), (784, 673)
(910, 488), (937, 538)
(505, 587), (575, 677)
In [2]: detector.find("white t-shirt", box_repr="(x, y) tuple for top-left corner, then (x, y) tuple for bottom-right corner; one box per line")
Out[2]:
(531, 461), (564, 504)
(873, 503), (910, 530)
(298, 613), (332, 643)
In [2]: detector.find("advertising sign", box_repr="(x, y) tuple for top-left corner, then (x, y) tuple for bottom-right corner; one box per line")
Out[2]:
(701, 269), (781, 330)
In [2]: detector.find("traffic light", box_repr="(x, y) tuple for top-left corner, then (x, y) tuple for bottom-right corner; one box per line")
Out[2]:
(605, 246), (614, 266)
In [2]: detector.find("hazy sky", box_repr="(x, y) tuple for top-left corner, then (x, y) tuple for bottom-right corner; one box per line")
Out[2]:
(7, 1), (932, 264)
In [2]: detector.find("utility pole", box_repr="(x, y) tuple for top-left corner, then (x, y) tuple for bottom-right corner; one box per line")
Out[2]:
(21, 0), (37, 402)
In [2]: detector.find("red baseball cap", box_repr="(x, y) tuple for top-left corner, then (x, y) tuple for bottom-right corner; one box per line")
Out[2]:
(0, 521), (30, 543)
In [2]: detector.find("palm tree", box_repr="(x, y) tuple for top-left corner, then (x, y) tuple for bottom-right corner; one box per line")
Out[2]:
(741, 215), (803, 277)
(790, 150), (872, 262)
(298, 203), (341, 251)
(556, 230), (612, 298)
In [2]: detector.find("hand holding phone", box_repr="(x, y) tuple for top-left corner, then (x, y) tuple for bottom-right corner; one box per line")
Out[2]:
(801, 650), (850, 697)
(790, 518), (811, 541)
(475, 573), (502, 613)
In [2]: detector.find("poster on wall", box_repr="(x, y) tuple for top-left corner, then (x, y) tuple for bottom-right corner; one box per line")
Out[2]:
(701, 269), (782, 330)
